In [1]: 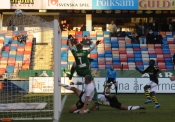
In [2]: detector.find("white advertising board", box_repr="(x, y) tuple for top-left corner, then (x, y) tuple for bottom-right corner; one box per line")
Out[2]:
(29, 77), (175, 93)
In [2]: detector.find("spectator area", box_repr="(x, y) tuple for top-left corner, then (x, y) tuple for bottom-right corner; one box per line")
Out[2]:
(0, 30), (33, 76)
(61, 31), (175, 70)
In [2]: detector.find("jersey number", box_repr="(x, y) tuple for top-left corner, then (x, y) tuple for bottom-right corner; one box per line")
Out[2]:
(78, 57), (82, 64)
(78, 57), (86, 68)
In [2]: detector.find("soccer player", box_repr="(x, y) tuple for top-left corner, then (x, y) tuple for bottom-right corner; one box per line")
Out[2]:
(135, 59), (161, 109)
(58, 75), (94, 114)
(105, 65), (118, 94)
(67, 40), (100, 80)
(90, 94), (146, 111)
(67, 39), (101, 101)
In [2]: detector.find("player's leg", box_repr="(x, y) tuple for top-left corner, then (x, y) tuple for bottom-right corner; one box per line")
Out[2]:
(107, 95), (146, 110)
(149, 83), (160, 109)
(58, 80), (82, 97)
(143, 83), (152, 104)
(121, 104), (146, 110)
(112, 79), (118, 95)
(69, 92), (89, 113)
(66, 62), (76, 80)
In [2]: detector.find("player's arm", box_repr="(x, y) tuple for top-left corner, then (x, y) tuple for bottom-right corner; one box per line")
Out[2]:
(80, 96), (89, 114)
(68, 39), (73, 50)
(135, 66), (145, 74)
(89, 40), (101, 52)
(155, 66), (162, 76)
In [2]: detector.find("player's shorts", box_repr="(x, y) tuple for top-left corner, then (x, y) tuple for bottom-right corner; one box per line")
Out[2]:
(107, 78), (116, 84)
(76, 91), (84, 109)
(146, 81), (158, 92)
(76, 68), (94, 80)
(106, 95), (122, 109)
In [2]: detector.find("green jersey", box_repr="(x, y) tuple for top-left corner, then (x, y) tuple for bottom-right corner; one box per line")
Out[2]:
(71, 49), (90, 69)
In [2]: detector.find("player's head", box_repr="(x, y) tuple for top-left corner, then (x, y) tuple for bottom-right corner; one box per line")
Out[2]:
(85, 75), (92, 84)
(110, 65), (114, 70)
(76, 43), (83, 50)
(149, 59), (155, 67)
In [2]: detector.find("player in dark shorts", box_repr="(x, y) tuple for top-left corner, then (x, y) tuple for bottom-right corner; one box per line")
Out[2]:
(135, 59), (161, 109)
(90, 94), (146, 111)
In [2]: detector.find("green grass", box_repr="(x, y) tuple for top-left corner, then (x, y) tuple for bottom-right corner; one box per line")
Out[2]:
(60, 94), (175, 122)
(2, 94), (175, 122)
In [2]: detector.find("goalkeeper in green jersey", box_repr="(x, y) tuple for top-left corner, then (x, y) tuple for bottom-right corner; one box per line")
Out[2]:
(67, 38), (101, 101)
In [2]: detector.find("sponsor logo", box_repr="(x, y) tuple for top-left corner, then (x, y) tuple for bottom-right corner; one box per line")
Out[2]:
(10, 0), (34, 4)
(32, 80), (45, 90)
(48, 0), (58, 6)
(11, 0), (34, 7)
(47, 0), (89, 8)
(95, 0), (135, 6)
(139, 0), (175, 9)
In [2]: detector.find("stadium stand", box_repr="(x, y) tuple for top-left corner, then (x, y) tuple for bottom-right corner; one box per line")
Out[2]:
(0, 30), (175, 77)
(0, 30), (33, 77)
(61, 31), (175, 71)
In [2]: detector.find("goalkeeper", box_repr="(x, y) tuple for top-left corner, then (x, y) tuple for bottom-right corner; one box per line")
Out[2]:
(90, 94), (146, 111)
(66, 39), (101, 101)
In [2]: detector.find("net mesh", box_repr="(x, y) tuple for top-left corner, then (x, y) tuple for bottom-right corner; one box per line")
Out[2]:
(0, 10), (56, 120)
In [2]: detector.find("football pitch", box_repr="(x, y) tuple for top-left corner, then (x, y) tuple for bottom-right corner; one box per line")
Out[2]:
(4, 93), (175, 122)
(59, 94), (175, 122)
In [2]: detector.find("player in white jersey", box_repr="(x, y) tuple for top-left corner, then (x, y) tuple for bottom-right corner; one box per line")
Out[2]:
(58, 75), (94, 114)
(90, 94), (146, 111)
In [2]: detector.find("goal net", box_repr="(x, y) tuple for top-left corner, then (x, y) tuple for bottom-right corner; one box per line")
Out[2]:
(0, 10), (61, 121)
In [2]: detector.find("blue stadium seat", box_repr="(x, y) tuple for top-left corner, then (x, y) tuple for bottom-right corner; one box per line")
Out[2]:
(9, 54), (16, 58)
(10, 46), (17, 51)
(105, 50), (112, 54)
(2, 51), (9, 58)
(105, 54), (112, 57)
(128, 58), (135, 62)
(149, 54), (157, 58)
(126, 44), (133, 48)
(133, 44), (140, 48)
(6, 66), (14, 73)
(136, 65), (144, 70)
(111, 44), (119, 48)
(98, 54), (105, 57)
(113, 58), (120, 62)
(11, 40), (18, 44)
(135, 58), (142, 62)
(83, 31), (90, 37)
(16, 55), (23, 61)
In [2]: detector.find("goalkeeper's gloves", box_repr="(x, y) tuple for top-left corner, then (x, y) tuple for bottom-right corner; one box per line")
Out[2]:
(96, 40), (101, 45)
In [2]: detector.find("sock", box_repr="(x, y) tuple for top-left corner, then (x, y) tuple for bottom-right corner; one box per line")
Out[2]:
(69, 66), (75, 80)
(115, 86), (118, 94)
(128, 106), (140, 110)
(151, 95), (158, 104)
(59, 83), (71, 90)
(144, 90), (151, 99)
(93, 88), (98, 101)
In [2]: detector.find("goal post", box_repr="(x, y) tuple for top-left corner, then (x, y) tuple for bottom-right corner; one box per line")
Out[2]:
(53, 19), (61, 122)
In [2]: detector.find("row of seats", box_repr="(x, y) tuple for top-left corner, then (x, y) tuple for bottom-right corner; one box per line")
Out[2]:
(61, 31), (175, 70)
(0, 30), (33, 75)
